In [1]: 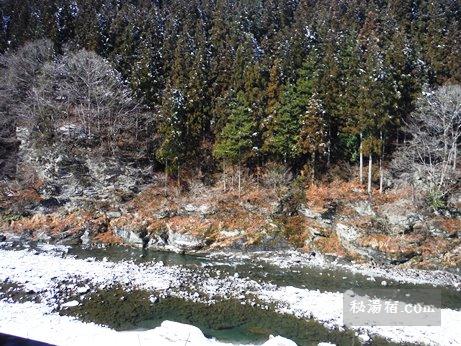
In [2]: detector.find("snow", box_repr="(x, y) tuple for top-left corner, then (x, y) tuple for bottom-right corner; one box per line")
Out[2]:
(258, 286), (461, 345)
(0, 301), (299, 346)
(1, 247), (460, 345)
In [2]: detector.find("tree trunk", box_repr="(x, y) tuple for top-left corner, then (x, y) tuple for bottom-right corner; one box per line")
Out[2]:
(379, 131), (384, 194)
(368, 153), (372, 194)
(359, 132), (364, 185)
(177, 162), (180, 189)
(164, 161), (168, 197)
(311, 152), (316, 183)
(223, 161), (227, 191)
(326, 127), (331, 168)
(238, 162), (242, 199)
(454, 143), (458, 171)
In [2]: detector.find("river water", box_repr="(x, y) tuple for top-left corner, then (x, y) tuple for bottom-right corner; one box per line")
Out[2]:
(68, 245), (461, 309)
(1, 242), (461, 345)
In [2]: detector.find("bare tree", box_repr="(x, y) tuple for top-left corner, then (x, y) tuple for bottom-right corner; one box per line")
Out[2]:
(392, 84), (461, 206)
(24, 49), (145, 155)
(0, 39), (54, 178)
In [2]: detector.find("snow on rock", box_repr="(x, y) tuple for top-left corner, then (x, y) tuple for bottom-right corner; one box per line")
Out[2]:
(0, 248), (177, 295)
(258, 285), (461, 345)
(262, 335), (298, 346)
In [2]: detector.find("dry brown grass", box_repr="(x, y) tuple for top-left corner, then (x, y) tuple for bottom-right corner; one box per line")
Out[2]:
(372, 186), (413, 205)
(93, 231), (123, 244)
(356, 233), (424, 255)
(305, 180), (366, 211)
(313, 233), (347, 257)
(436, 218), (461, 235)
(275, 215), (309, 248)
(8, 212), (90, 237)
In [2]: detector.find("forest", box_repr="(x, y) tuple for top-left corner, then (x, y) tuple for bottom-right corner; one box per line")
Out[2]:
(0, 3), (461, 343)
(0, 0), (460, 201)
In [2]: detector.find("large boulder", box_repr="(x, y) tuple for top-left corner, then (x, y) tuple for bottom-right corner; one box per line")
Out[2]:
(165, 227), (206, 252)
(114, 228), (147, 246)
(148, 225), (207, 252)
(377, 199), (423, 234)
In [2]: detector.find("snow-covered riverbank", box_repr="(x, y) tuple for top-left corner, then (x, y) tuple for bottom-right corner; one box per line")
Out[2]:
(0, 300), (297, 346)
(1, 245), (460, 345)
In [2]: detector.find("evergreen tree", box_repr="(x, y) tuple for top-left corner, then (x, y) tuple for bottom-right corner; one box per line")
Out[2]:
(213, 91), (257, 195)
(262, 83), (301, 164)
(298, 96), (328, 180)
(157, 88), (188, 175)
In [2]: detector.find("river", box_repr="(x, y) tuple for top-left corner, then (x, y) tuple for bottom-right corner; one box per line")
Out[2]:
(0, 241), (460, 345)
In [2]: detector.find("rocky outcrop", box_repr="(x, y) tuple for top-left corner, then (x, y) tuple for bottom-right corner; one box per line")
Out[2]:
(148, 225), (209, 253)
(377, 199), (423, 234)
(16, 127), (152, 213)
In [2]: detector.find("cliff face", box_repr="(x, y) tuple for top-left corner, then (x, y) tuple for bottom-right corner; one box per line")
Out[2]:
(0, 128), (460, 270)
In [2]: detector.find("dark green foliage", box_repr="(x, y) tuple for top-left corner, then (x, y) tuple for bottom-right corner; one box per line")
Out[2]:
(213, 91), (257, 165)
(0, 0), (459, 176)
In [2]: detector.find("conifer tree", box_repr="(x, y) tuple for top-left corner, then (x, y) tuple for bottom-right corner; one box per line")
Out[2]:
(213, 91), (257, 196)
(298, 96), (328, 181)
(157, 88), (188, 179)
(262, 83), (301, 164)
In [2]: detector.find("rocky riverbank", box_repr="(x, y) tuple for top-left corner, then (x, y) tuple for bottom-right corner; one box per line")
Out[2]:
(1, 242), (460, 345)
(1, 127), (460, 270)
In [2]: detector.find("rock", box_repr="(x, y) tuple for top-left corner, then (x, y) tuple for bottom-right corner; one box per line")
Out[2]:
(80, 230), (91, 246)
(198, 204), (215, 217)
(115, 228), (144, 246)
(299, 206), (322, 219)
(358, 333), (371, 343)
(153, 210), (172, 220)
(107, 211), (122, 219)
(336, 223), (360, 244)
(263, 335), (297, 346)
(447, 191), (461, 210)
(61, 300), (80, 308)
(219, 229), (241, 238)
(378, 199), (423, 234)
(352, 201), (375, 217)
(35, 231), (52, 242)
(0, 234), (6, 242)
(148, 232), (168, 247)
(77, 286), (90, 294)
(147, 227), (206, 252)
(184, 204), (197, 213)
(165, 228), (205, 252)
(15, 127), (153, 212)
